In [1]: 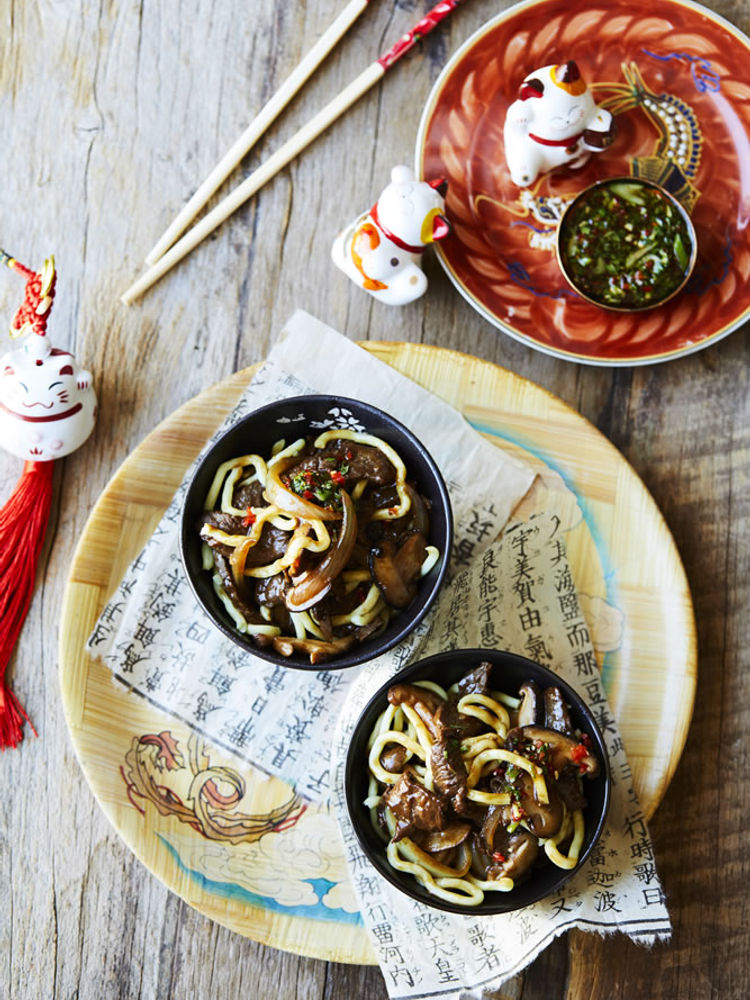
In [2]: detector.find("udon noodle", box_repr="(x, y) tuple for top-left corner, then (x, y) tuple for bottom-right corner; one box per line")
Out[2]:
(198, 430), (439, 663)
(363, 662), (601, 906)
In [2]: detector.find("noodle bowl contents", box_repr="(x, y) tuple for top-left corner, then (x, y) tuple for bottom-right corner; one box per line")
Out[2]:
(363, 662), (601, 906)
(198, 430), (440, 664)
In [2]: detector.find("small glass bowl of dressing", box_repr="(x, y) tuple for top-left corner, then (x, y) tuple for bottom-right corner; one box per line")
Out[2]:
(556, 177), (697, 311)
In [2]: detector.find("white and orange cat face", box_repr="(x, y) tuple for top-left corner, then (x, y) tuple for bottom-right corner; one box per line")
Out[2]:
(373, 165), (450, 250)
(0, 333), (96, 460)
(507, 62), (596, 138)
(503, 61), (614, 187)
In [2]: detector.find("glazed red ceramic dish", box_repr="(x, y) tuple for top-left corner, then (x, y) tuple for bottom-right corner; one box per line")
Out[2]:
(416, 0), (750, 364)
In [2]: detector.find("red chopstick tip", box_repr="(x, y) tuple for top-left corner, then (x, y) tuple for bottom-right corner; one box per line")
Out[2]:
(377, 0), (462, 71)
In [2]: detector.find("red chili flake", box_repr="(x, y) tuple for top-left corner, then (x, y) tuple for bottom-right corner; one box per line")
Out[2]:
(303, 489), (315, 500)
(330, 470), (345, 485)
(491, 851), (507, 863)
(571, 743), (588, 764)
(242, 508), (256, 527)
(345, 449), (354, 460)
(388, 506), (399, 516)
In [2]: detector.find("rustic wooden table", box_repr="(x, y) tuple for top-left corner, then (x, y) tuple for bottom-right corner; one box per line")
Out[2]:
(1, 1), (748, 997)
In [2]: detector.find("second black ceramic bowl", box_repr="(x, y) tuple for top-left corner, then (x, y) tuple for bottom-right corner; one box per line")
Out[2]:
(345, 648), (611, 914)
(180, 394), (453, 671)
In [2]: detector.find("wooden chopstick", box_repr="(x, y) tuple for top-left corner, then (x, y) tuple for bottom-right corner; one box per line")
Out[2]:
(145, 0), (371, 267)
(121, 0), (464, 305)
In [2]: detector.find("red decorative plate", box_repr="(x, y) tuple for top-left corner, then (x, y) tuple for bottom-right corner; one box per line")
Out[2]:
(416, 0), (750, 364)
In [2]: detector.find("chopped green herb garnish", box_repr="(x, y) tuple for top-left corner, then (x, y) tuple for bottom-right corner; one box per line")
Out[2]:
(561, 180), (693, 308)
(285, 466), (344, 511)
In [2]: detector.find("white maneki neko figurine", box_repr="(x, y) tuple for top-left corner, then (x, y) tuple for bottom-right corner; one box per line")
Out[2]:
(503, 60), (616, 187)
(0, 255), (96, 461)
(332, 165), (451, 305)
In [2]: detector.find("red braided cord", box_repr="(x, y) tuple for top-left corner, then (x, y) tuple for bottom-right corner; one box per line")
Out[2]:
(10, 267), (57, 338)
(0, 460), (55, 749)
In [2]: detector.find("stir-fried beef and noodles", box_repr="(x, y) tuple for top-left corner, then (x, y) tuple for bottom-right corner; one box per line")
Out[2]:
(364, 662), (601, 905)
(198, 430), (439, 664)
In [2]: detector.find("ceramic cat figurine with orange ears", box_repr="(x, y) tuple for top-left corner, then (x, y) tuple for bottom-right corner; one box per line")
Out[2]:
(503, 61), (616, 187)
(332, 165), (451, 305)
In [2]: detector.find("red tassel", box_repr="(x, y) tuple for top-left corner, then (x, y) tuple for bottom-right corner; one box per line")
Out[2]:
(0, 460), (55, 749)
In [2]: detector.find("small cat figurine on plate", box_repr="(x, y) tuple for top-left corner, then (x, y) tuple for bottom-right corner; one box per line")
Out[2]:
(503, 61), (615, 187)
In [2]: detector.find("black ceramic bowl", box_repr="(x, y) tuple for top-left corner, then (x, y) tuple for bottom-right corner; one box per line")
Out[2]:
(556, 176), (697, 312)
(180, 394), (453, 671)
(345, 648), (611, 914)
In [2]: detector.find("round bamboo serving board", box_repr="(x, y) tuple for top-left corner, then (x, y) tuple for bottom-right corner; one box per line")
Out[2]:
(59, 342), (696, 964)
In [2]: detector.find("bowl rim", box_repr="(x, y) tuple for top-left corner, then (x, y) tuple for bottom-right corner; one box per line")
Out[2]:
(178, 393), (454, 671)
(555, 175), (698, 313)
(344, 646), (612, 914)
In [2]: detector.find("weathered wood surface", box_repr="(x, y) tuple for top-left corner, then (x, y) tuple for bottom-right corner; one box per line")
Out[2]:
(0, 1), (747, 998)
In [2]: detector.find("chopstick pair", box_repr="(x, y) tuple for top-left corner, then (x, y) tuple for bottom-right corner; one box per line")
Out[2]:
(121, 0), (464, 304)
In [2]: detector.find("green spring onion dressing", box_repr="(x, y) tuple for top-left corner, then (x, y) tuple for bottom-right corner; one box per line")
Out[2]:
(560, 181), (693, 308)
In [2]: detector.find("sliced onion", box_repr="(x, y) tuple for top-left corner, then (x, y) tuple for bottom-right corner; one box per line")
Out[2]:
(264, 457), (342, 522)
(285, 491), (358, 612)
(229, 535), (256, 583)
(481, 805), (505, 851)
